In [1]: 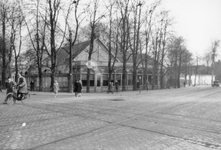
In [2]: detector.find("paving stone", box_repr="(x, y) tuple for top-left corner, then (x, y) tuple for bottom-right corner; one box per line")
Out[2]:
(1, 86), (221, 149)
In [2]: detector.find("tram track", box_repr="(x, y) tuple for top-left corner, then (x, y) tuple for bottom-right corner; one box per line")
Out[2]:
(2, 86), (221, 149)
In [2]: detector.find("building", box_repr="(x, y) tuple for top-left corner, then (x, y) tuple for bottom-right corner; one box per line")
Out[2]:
(17, 38), (156, 92)
(54, 38), (154, 92)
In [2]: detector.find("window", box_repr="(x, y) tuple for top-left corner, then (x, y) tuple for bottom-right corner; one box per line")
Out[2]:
(82, 74), (94, 86)
(103, 74), (108, 86)
(128, 74), (132, 85)
(116, 74), (121, 85)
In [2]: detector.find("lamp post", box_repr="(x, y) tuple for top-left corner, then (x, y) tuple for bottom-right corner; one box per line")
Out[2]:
(139, 76), (141, 94)
(135, 1), (142, 91)
(211, 49), (215, 85)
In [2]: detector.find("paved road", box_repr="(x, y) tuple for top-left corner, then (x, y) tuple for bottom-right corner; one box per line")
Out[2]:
(1, 85), (221, 150)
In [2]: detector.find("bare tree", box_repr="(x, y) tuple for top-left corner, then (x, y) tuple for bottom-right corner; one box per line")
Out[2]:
(129, 1), (143, 91)
(5, 1), (26, 82)
(142, 1), (159, 90)
(203, 52), (212, 74)
(167, 36), (190, 88)
(86, 0), (105, 93)
(62, 0), (83, 93)
(159, 11), (173, 89)
(211, 40), (220, 83)
(24, 0), (48, 91)
(44, 0), (67, 90)
(0, 1), (13, 86)
(116, 0), (131, 91)
(105, 0), (119, 90)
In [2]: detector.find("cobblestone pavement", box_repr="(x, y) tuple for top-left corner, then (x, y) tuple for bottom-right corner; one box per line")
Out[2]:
(1, 86), (221, 150)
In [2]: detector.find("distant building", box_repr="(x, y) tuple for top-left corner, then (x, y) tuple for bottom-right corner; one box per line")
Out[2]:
(214, 60), (221, 82)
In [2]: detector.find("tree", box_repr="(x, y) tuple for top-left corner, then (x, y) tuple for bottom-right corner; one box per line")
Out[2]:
(211, 40), (220, 83)
(86, 0), (105, 93)
(116, 0), (131, 91)
(5, 0), (26, 82)
(142, 1), (159, 90)
(181, 49), (192, 85)
(106, 0), (119, 90)
(24, 0), (48, 91)
(0, 1), (13, 86)
(167, 36), (187, 88)
(44, 0), (67, 90)
(63, 0), (83, 93)
(159, 11), (173, 89)
(130, 1), (143, 91)
(203, 51), (212, 74)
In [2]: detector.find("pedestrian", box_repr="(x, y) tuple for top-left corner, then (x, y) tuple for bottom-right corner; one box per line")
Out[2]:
(30, 80), (34, 91)
(107, 82), (113, 94)
(3, 77), (15, 104)
(146, 80), (149, 91)
(137, 81), (140, 89)
(115, 80), (119, 93)
(17, 73), (28, 100)
(53, 80), (59, 98)
(77, 80), (82, 97)
(74, 80), (79, 97)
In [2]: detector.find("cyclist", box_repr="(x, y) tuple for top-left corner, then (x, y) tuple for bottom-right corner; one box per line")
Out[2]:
(17, 73), (28, 100)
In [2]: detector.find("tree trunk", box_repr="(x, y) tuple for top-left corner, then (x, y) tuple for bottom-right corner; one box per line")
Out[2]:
(1, 12), (6, 87)
(122, 54), (127, 91)
(177, 52), (182, 88)
(68, 38), (73, 93)
(38, 67), (43, 91)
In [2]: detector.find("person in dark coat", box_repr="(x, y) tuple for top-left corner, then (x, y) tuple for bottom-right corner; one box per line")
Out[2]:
(146, 80), (149, 91)
(77, 80), (82, 97)
(30, 80), (34, 91)
(74, 80), (79, 97)
(115, 80), (119, 93)
(107, 82), (114, 94)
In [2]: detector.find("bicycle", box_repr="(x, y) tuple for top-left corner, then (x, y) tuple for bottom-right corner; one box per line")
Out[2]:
(4, 85), (30, 104)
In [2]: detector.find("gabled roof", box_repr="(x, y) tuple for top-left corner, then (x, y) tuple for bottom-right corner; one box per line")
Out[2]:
(57, 40), (90, 66)
(57, 38), (121, 66)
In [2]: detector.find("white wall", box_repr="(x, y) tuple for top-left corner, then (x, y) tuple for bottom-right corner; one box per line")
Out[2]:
(190, 75), (212, 85)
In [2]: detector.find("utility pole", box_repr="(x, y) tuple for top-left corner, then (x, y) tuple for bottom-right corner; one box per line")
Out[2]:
(211, 48), (215, 85)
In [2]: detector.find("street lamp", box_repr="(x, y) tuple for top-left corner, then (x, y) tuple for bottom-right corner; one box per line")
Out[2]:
(139, 76), (141, 94)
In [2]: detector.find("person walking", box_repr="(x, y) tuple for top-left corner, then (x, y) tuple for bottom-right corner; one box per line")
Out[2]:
(30, 80), (34, 91)
(74, 80), (79, 97)
(3, 77), (15, 104)
(53, 80), (59, 98)
(77, 80), (82, 97)
(107, 82), (114, 94)
(115, 80), (119, 93)
(146, 80), (149, 91)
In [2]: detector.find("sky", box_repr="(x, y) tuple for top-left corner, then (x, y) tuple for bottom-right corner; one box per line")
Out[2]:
(161, 0), (221, 59)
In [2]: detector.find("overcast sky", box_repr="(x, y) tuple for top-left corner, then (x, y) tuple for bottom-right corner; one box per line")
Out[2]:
(161, 0), (221, 59)
(84, 0), (221, 59)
